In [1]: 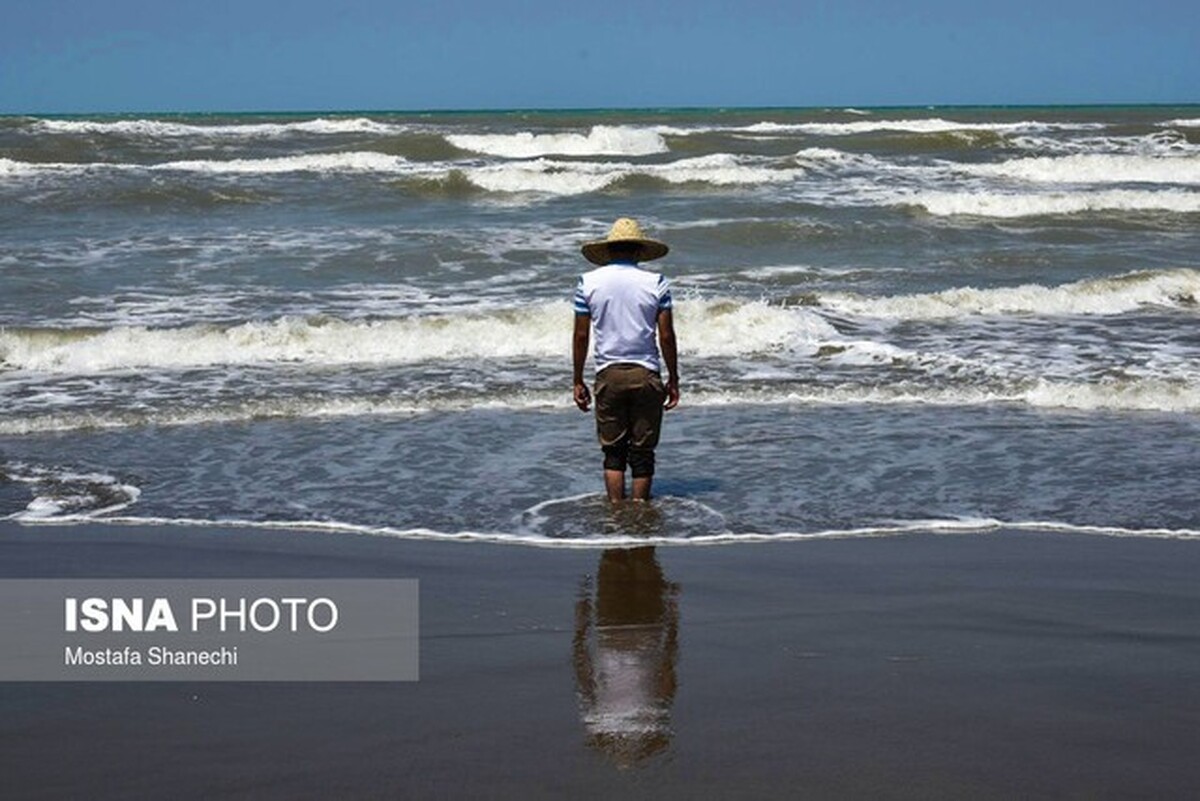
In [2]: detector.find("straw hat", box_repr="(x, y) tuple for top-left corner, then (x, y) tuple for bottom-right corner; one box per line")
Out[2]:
(581, 218), (669, 266)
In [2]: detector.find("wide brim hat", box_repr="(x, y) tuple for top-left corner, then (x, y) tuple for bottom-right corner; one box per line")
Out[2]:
(581, 218), (669, 266)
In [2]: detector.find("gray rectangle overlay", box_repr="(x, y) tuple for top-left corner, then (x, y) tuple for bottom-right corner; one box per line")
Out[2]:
(0, 580), (418, 681)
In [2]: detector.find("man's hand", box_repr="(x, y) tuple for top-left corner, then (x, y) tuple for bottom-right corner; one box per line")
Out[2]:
(574, 382), (592, 412)
(664, 377), (680, 410)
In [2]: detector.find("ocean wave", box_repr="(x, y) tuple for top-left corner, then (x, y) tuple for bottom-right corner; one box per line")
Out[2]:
(690, 380), (1200, 414)
(0, 394), (566, 435)
(3, 376), (1198, 436)
(793, 147), (894, 171)
(0, 157), (55, 177)
(1009, 130), (1200, 157)
(0, 152), (417, 177)
(0, 298), (836, 374)
(961, 153), (1200, 185)
(742, 118), (1104, 136)
(0, 152), (797, 193)
(463, 154), (801, 195)
(446, 125), (667, 157)
(818, 268), (1200, 319)
(154, 152), (416, 174)
(905, 188), (1200, 217)
(1160, 118), (1200, 128)
(31, 117), (399, 137)
(1022, 378), (1200, 413)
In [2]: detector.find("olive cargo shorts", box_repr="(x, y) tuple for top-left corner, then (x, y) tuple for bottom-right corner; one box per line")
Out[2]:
(594, 364), (665, 477)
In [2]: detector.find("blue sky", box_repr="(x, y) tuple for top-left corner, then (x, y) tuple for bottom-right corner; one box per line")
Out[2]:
(1, 0), (1196, 113)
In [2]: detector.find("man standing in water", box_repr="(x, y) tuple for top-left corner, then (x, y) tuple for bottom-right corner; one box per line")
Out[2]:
(573, 218), (680, 502)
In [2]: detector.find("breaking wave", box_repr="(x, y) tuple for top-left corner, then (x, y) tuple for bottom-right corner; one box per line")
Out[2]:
(961, 153), (1200, 185)
(742, 119), (1105, 136)
(0, 299), (836, 374)
(446, 125), (667, 157)
(156, 151), (416, 174)
(818, 268), (1200, 319)
(905, 189), (1200, 217)
(462, 154), (801, 194)
(0, 152), (416, 177)
(31, 117), (399, 137)
(4, 376), (1199, 437)
(0, 152), (797, 194)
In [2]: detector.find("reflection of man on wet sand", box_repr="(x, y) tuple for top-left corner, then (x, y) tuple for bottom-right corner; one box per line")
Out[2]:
(573, 547), (680, 767)
(573, 218), (680, 502)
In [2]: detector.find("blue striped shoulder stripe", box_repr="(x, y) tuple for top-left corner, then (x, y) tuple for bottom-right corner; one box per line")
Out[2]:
(657, 274), (673, 310)
(573, 279), (590, 315)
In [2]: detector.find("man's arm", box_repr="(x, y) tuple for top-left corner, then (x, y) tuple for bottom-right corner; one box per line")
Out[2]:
(657, 308), (680, 410)
(573, 314), (592, 412)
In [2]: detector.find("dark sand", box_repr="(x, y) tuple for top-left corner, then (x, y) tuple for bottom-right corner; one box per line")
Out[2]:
(3, 522), (1200, 800)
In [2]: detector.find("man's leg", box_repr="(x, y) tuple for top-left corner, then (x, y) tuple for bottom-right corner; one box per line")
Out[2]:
(604, 469), (626, 502)
(596, 368), (635, 503)
(628, 368), (665, 502)
(629, 447), (655, 501)
(602, 441), (629, 502)
(631, 475), (652, 501)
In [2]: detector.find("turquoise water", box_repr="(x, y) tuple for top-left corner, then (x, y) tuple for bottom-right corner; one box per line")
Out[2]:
(2, 106), (1199, 543)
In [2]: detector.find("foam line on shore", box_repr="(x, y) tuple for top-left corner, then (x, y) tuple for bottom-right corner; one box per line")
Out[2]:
(9, 512), (1200, 548)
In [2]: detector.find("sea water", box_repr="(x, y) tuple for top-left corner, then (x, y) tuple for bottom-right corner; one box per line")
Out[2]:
(2, 107), (1199, 545)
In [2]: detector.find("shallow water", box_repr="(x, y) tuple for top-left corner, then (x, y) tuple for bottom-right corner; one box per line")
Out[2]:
(2, 106), (1199, 544)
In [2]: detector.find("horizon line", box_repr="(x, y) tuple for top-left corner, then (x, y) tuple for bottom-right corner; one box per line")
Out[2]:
(3, 101), (1199, 118)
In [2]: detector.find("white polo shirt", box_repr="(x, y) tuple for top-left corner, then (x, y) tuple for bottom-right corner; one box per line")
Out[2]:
(574, 260), (673, 374)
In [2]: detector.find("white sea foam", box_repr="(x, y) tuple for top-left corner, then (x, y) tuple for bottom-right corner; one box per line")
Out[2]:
(33, 117), (399, 137)
(0, 152), (795, 192)
(152, 152), (415, 174)
(961, 153), (1200, 185)
(464, 154), (801, 195)
(793, 147), (894, 172)
(678, 297), (839, 356)
(0, 307), (564, 372)
(743, 119), (1103, 136)
(465, 162), (616, 194)
(12, 509), (1200, 546)
(1160, 118), (1200, 127)
(0, 152), (418, 178)
(907, 188), (1200, 217)
(819, 268), (1200, 319)
(0, 394), (566, 435)
(5, 373), (1199, 436)
(652, 154), (800, 185)
(1012, 130), (1199, 157)
(0, 299), (833, 374)
(0, 157), (41, 177)
(1, 463), (141, 521)
(446, 125), (667, 157)
(1023, 378), (1200, 413)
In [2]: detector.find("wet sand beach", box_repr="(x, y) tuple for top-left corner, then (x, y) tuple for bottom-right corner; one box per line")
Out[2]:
(2, 522), (1199, 799)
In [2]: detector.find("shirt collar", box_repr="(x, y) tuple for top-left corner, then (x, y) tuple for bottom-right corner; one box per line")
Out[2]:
(609, 259), (638, 267)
